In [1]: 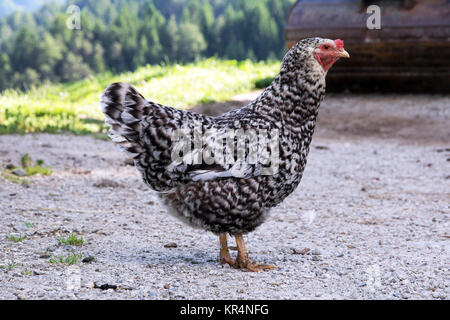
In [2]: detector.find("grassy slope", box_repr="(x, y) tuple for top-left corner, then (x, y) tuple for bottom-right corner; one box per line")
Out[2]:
(0, 59), (279, 134)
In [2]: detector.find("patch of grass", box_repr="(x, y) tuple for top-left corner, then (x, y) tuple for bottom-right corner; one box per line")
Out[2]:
(22, 270), (33, 276)
(25, 165), (53, 176)
(0, 59), (280, 134)
(49, 252), (83, 265)
(6, 234), (26, 242)
(24, 222), (35, 228)
(58, 233), (84, 246)
(0, 155), (52, 184)
(22, 154), (53, 176)
(21, 154), (33, 168)
(0, 263), (19, 271)
(7, 263), (19, 271)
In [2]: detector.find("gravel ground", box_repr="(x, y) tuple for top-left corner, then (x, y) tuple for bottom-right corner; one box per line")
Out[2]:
(0, 94), (449, 300)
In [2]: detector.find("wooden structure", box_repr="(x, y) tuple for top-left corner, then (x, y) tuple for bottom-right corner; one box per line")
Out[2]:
(285, 0), (450, 92)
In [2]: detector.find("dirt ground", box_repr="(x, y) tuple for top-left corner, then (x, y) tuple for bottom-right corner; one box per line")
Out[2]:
(0, 93), (449, 299)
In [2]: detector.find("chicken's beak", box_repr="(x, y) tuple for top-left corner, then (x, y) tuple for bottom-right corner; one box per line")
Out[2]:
(337, 49), (350, 59)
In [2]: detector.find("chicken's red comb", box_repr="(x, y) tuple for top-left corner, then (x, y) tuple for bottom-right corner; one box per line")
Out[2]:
(334, 39), (344, 50)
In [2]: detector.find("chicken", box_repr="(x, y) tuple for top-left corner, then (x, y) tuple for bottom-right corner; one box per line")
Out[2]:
(101, 37), (349, 271)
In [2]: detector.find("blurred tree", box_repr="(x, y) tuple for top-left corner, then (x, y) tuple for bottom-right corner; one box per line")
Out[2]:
(140, 3), (165, 64)
(37, 33), (64, 82)
(11, 68), (40, 90)
(10, 27), (41, 73)
(0, 0), (296, 90)
(177, 22), (207, 62)
(59, 52), (91, 82)
(160, 14), (179, 61)
(0, 54), (12, 89)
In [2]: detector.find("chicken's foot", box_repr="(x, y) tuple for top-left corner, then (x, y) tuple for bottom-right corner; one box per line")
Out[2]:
(234, 234), (276, 272)
(219, 233), (275, 272)
(219, 233), (236, 266)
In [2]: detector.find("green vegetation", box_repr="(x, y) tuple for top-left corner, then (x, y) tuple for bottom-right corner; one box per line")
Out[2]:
(58, 233), (84, 246)
(1, 262), (19, 271)
(24, 165), (53, 176)
(1, 154), (52, 184)
(22, 270), (33, 276)
(0, 59), (279, 134)
(49, 252), (83, 265)
(7, 234), (26, 242)
(24, 222), (35, 228)
(0, 1), (288, 135)
(21, 153), (32, 167)
(20, 154), (53, 175)
(0, 0), (294, 91)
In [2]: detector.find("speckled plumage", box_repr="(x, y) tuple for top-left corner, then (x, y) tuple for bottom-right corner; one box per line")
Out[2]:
(101, 38), (332, 236)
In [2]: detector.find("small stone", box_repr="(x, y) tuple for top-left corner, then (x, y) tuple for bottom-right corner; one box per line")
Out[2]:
(16, 293), (26, 300)
(12, 169), (26, 177)
(311, 249), (322, 255)
(94, 283), (117, 290)
(82, 256), (95, 263)
(292, 248), (310, 255)
(39, 254), (50, 259)
(164, 242), (177, 248)
(163, 284), (170, 289)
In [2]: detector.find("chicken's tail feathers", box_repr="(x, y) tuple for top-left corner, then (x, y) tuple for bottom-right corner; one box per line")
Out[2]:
(101, 82), (147, 158)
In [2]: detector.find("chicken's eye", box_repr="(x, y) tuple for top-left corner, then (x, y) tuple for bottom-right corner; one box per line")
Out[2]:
(323, 45), (330, 50)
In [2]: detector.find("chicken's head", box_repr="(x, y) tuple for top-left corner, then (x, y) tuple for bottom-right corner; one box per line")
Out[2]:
(313, 38), (350, 72)
(283, 38), (350, 75)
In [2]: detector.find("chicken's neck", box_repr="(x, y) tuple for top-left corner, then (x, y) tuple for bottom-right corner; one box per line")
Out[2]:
(249, 64), (326, 131)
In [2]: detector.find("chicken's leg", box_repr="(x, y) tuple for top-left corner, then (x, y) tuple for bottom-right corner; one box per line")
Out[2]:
(234, 235), (276, 272)
(219, 233), (236, 265)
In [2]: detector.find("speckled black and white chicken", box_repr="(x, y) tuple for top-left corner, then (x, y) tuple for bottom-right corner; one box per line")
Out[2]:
(101, 38), (349, 271)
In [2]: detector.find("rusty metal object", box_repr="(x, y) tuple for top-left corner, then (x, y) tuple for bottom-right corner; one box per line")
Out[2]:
(285, 0), (450, 92)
